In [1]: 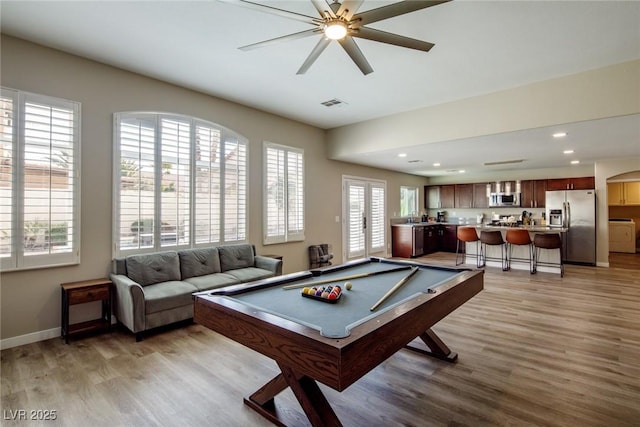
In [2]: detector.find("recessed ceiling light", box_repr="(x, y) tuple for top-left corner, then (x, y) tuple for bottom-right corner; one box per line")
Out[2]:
(458, 170), (465, 173)
(571, 160), (580, 165)
(563, 150), (574, 154)
(433, 162), (440, 167)
(553, 132), (568, 138)
(398, 153), (407, 158)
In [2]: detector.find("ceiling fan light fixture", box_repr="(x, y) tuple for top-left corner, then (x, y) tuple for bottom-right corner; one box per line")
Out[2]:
(324, 20), (348, 40)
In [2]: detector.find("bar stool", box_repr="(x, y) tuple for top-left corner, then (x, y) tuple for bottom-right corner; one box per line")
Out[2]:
(532, 233), (564, 277)
(456, 227), (480, 267)
(479, 230), (508, 271)
(505, 229), (534, 273)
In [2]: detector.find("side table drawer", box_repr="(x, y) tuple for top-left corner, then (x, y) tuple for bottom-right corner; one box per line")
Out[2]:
(68, 285), (110, 304)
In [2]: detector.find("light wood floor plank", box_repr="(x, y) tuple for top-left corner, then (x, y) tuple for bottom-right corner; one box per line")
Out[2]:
(2, 253), (639, 426)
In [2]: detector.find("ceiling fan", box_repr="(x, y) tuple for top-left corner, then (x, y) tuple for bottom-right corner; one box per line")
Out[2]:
(220, 0), (450, 75)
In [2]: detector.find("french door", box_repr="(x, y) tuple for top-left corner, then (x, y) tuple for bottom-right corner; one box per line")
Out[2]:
(342, 177), (386, 260)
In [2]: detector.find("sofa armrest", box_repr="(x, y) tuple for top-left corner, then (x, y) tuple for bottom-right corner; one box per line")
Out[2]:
(254, 256), (283, 276)
(110, 273), (146, 333)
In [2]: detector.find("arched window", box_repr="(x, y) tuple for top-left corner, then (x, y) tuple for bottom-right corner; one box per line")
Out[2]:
(113, 112), (247, 257)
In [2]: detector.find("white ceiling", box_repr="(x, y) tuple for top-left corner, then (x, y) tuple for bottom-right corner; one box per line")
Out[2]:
(2, 0), (639, 176)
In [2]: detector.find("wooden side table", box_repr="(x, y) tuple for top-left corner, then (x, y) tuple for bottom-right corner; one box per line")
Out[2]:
(61, 278), (112, 344)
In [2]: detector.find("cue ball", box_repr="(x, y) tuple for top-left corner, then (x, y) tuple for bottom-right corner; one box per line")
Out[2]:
(345, 282), (352, 290)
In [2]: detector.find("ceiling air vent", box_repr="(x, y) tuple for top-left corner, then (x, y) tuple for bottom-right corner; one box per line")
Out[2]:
(321, 98), (347, 107)
(484, 159), (524, 166)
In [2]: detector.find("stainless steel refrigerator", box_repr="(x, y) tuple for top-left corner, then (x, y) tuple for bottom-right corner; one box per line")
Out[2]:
(545, 189), (596, 265)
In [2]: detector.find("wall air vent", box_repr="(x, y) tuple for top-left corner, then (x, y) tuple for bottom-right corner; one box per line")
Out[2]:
(321, 98), (348, 107)
(407, 160), (423, 163)
(484, 159), (524, 166)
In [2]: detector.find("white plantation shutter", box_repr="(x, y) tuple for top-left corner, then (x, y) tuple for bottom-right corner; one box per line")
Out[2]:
(160, 118), (191, 247)
(369, 184), (386, 253)
(114, 113), (247, 256)
(1, 88), (81, 271)
(343, 177), (386, 260)
(263, 142), (304, 244)
(0, 93), (15, 265)
(194, 124), (221, 243)
(223, 138), (247, 242)
(347, 183), (366, 258)
(117, 117), (156, 250)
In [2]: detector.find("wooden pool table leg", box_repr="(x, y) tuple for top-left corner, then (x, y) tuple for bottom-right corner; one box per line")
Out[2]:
(244, 364), (343, 427)
(405, 328), (458, 362)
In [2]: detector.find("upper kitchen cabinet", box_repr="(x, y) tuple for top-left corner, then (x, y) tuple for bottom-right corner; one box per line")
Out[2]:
(546, 176), (595, 191)
(608, 181), (640, 206)
(473, 183), (489, 208)
(520, 179), (547, 208)
(454, 184), (474, 208)
(425, 185), (455, 209)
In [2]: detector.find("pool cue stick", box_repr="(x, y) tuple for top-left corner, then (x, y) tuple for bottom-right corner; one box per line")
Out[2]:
(282, 265), (412, 290)
(370, 267), (419, 311)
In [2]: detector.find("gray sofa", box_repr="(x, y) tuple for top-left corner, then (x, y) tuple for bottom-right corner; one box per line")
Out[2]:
(110, 244), (282, 340)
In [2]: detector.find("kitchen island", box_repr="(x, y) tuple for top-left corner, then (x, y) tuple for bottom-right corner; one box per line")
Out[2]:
(463, 224), (567, 274)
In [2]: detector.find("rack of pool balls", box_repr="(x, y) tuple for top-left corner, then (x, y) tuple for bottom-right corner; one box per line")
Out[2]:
(301, 285), (342, 303)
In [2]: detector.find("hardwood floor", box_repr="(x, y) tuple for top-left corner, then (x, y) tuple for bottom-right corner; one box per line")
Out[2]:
(2, 254), (639, 426)
(609, 251), (640, 270)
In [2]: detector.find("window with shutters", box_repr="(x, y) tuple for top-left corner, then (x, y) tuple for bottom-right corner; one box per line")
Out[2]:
(0, 87), (81, 271)
(113, 113), (247, 257)
(263, 142), (304, 245)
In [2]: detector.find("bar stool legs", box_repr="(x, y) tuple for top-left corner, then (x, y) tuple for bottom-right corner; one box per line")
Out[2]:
(456, 227), (481, 268)
(505, 229), (534, 273)
(479, 230), (508, 271)
(533, 233), (564, 277)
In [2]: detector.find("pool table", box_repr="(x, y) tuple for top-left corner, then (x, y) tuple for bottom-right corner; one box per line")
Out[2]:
(194, 257), (483, 427)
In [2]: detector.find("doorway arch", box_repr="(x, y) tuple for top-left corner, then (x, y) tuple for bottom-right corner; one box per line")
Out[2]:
(601, 164), (640, 265)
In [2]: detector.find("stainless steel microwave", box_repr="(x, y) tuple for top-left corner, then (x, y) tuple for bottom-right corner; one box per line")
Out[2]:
(489, 192), (521, 207)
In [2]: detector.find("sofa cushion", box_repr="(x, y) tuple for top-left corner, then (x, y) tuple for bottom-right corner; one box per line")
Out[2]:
(126, 251), (181, 286)
(219, 244), (255, 272)
(225, 267), (275, 284)
(144, 280), (198, 314)
(184, 272), (240, 291)
(178, 247), (221, 279)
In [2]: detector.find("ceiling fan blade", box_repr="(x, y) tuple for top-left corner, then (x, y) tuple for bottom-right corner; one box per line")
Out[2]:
(338, 36), (373, 75)
(336, 0), (364, 20)
(353, 27), (434, 52)
(219, 0), (318, 24)
(297, 37), (332, 74)
(239, 29), (320, 51)
(352, 0), (450, 27)
(310, 0), (336, 19)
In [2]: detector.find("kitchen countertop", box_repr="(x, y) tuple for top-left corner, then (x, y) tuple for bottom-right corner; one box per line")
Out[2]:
(392, 222), (567, 232)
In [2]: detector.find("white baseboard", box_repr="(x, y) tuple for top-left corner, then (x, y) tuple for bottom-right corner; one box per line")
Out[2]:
(1, 327), (60, 350)
(597, 261), (610, 267)
(0, 317), (118, 350)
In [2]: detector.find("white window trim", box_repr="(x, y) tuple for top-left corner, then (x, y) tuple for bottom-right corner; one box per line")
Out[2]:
(263, 141), (305, 245)
(112, 112), (248, 258)
(400, 185), (419, 217)
(0, 87), (81, 272)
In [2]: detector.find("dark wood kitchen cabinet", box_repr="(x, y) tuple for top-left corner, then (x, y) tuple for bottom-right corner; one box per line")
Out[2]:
(424, 185), (455, 209)
(424, 225), (440, 255)
(473, 182), (489, 208)
(441, 225), (460, 253)
(546, 176), (594, 191)
(391, 225), (424, 257)
(520, 179), (547, 208)
(454, 184), (473, 208)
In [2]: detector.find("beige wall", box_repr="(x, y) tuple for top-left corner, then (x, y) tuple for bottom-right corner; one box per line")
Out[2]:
(0, 35), (426, 342)
(326, 59), (640, 158)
